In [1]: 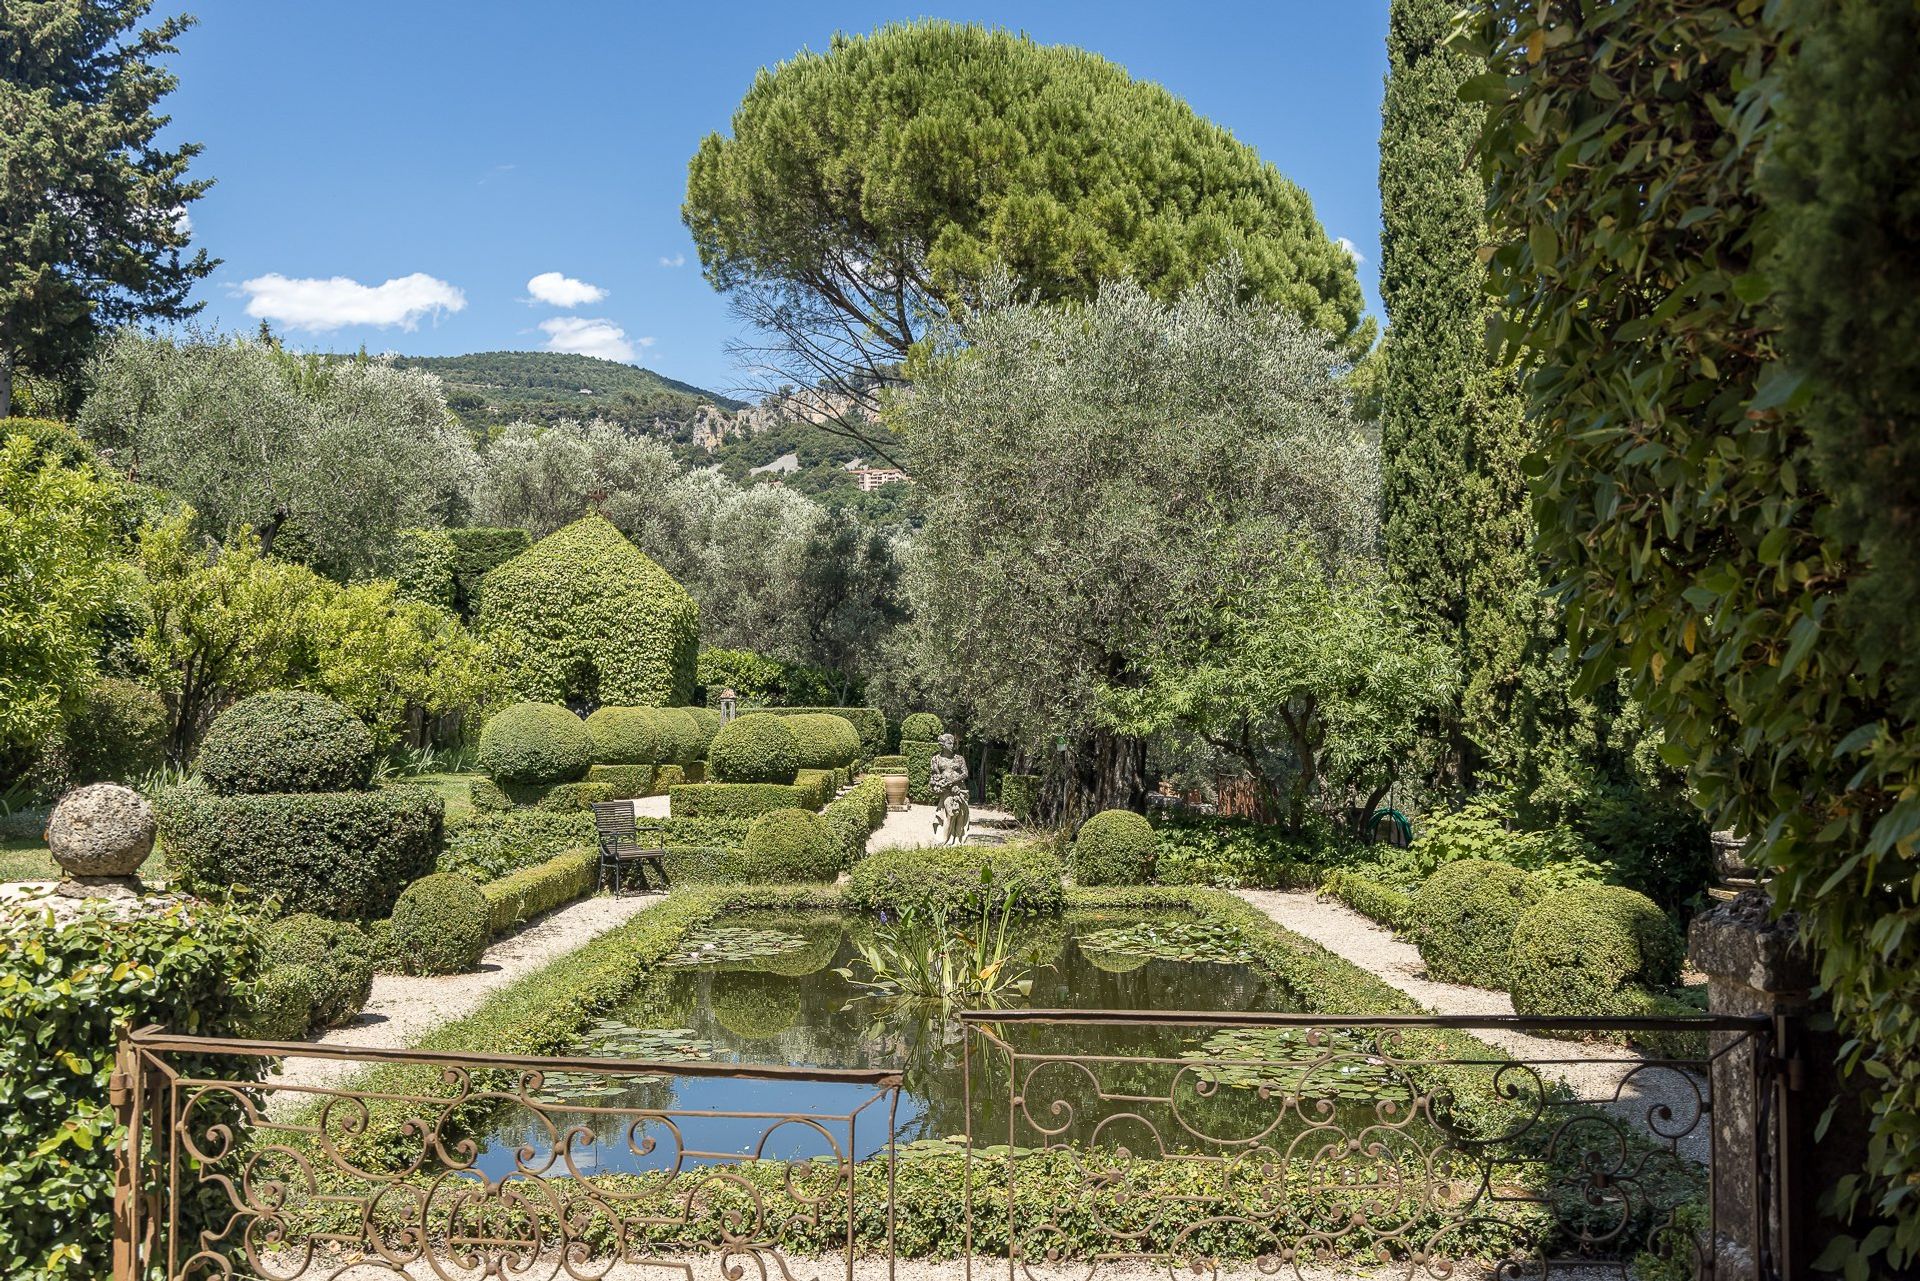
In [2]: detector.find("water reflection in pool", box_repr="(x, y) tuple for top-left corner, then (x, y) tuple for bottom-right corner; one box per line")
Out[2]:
(475, 909), (1309, 1179)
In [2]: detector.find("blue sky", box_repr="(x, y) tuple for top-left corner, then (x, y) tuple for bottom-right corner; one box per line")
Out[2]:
(164, 1), (1391, 398)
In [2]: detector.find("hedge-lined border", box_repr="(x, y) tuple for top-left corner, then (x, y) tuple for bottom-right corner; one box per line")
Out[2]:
(480, 847), (599, 936)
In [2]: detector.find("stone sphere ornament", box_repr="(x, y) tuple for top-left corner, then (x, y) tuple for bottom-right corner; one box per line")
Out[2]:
(47, 782), (157, 886)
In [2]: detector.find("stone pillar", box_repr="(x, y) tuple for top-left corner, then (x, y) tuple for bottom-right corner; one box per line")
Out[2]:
(1690, 891), (1805, 1279)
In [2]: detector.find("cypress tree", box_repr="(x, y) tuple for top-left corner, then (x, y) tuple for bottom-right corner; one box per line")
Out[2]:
(1377, 0), (1536, 788)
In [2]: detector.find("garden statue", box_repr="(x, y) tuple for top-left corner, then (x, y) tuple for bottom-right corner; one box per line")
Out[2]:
(46, 782), (156, 897)
(929, 733), (970, 846)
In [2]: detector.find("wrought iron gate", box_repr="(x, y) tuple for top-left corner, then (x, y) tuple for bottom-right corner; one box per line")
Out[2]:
(112, 1011), (1784, 1280)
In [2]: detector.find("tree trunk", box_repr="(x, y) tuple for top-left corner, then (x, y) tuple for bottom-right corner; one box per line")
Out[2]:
(1042, 728), (1148, 827)
(0, 349), (12, 420)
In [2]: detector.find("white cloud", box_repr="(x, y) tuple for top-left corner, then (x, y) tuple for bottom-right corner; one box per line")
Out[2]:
(526, 271), (607, 307)
(172, 207), (193, 237)
(1335, 236), (1365, 266)
(238, 272), (465, 331)
(659, 253), (686, 268)
(539, 316), (653, 363)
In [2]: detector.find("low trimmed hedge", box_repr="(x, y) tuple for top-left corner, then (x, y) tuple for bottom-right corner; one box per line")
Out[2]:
(823, 777), (888, 866)
(470, 778), (616, 813)
(740, 808), (839, 880)
(441, 809), (594, 883)
(481, 847), (599, 936)
(634, 815), (754, 847)
(792, 768), (835, 810)
(1320, 870), (1414, 930)
(844, 842), (1066, 916)
(1407, 859), (1543, 988)
(1071, 810), (1156, 885)
(158, 784), (444, 921)
(585, 764), (653, 799)
(670, 783), (814, 819)
(901, 738), (938, 805)
(868, 754), (907, 774)
(196, 689), (376, 796)
(389, 873), (489, 975)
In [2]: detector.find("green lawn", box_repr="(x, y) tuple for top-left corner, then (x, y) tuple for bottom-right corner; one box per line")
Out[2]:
(0, 836), (58, 881)
(402, 772), (481, 822)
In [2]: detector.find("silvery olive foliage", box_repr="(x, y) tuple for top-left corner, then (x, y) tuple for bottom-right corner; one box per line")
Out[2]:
(79, 331), (479, 580)
(896, 270), (1380, 804)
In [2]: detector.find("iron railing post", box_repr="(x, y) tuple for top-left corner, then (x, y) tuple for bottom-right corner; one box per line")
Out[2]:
(108, 1028), (138, 1281)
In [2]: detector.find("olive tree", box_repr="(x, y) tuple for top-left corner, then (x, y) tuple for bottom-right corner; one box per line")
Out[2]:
(895, 271), (1377, 820)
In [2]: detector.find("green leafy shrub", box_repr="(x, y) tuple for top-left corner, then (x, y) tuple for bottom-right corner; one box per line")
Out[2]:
(584, 706), (669, 764)
(999, 773), (1039, 822)
(739, 807), (839, 880)
(257, 912), (374, 1029)
(845, 842), (1065, 916)
(781, 712), (863, 770)
(1407, 859), (1543, 988)
(56, 676), (166, 785)
(899, 712), (944, 743)
(1508, 886), (1686, 1023)
(0, 895), (259, 1281)
(1409, 800), (1606, 885)
(654, 764), (687, 791)
(478, 701), (592, 785)
(696, 647), (846, 709)
(243, 965), (317, 1041)
(670, 782), (812, 819)
(480, 847), (598, 936)
(869, 754), (907, 774)
(585, 764), (653, 799)
(752, 706), (887, 756)
(708, 713), (799, 783)
(902, 738), (938, 804)
(1071, 809), (1156, 886)
(394, 526), (530, 618)
(1320, 870), (1413, 930)
(478, 514), (698, 706)
(441, 809), (596, 882)
(792, 768), (834, 810)
(823, 777), (888, 866)
(389, 872), (489, 975)
(157, 785), (444, 920)
(196, 689), (375, 795)
(1149, 817), (1351, 889)
(634, 815), (754, 847)
(684, 705), (723, 757)
(655, 708), (706, 765)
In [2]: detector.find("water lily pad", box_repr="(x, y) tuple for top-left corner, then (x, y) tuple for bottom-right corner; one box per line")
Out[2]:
(1079, 920), (1258, 965)
(664, 926), (814, 968)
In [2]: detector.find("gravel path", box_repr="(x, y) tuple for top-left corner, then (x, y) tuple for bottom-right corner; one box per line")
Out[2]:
(866, 801), (1013, 853)
(268, 891), (663, 1097)
(1234, 889), (1711, 1162)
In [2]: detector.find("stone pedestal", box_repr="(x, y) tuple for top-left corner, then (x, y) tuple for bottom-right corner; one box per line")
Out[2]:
(1690, 890), (1894, 1279)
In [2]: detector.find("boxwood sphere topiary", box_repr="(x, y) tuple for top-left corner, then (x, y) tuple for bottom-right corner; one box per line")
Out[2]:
(685, 706), (724, 757)
(709, 713), (800, 783)
(741, 807), (838, 880)
(784, 712), (863, 770)
(1071, 809), (1157, 886)
(656, 708), (706, 765)
(197, 690), (375, 795)
(585, 706), (668, 765)
(244, 965), (320, 1041)
(259, 913), (375, 1029)
(1407, 859), (1545, 988)
(1508, 885), (1686, 1019)
(899, 712), (944, 743)
(479, 701), (593, 784)
(389, 872), (490, 975)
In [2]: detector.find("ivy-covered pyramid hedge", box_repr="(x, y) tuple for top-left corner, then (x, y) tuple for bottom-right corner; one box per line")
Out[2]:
(477, 515), (698, 707)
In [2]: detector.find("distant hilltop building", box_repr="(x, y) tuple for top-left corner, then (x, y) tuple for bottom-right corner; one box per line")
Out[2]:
(852, 466), (908, 492)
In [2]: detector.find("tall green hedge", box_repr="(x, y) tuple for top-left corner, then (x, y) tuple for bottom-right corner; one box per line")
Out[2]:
(157, 785), (444, 920)
(1463, 4), (1920, 1256)
(902, 738), (938, 805)
(0, 895), (260, 1281)
(394, 526), (531, 619)
(478, 515), (698, 707)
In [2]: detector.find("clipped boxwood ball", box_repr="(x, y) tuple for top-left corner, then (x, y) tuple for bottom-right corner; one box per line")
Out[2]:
(1509, 885), (1686, 1019)
(785, 713), (862, 770)
(1407, 859), (1544, 988)
(197, 690), (375, 795)
(709, 713), (799, 783)
(389, 872), (489, 975)
(479, 701), (592, 784)
(741, 807), (838, 880)
(656, 707), (706, 766)
(585, 706), (668, 765)
(1071, 809), (1157, 886)
(685, 706), (724, 757)
(244, 965), (319, 1041)
(899, 712), (944, 743)
(259, 913), (375, 1029)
